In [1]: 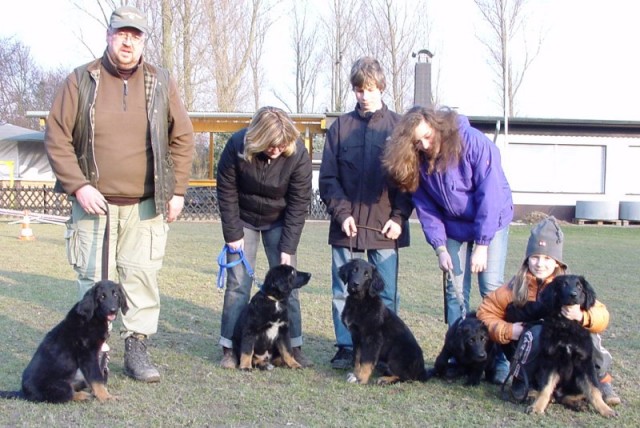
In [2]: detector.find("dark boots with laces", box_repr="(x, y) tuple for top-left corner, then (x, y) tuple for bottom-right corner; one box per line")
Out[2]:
(124, 333), (160, 382)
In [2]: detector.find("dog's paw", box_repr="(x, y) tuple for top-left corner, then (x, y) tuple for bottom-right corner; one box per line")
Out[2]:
(525, 405), (544, 415)
(346, 372), (358, 383)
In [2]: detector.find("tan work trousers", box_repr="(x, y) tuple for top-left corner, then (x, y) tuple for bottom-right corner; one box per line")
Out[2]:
(65, 197), (168, 337)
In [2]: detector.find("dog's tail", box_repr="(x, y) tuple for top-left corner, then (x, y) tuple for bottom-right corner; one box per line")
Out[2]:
(0, 390), (23, 399)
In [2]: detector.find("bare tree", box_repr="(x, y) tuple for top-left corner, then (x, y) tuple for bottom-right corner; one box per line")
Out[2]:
(474, 0), (543, 114)
(323, 0), (361, 113)
(205, 0), (264, 111)
(0, 38), (40, 127)
(249, 2), (275, 111)
(361, 0), (430, 113)
(275, 0), (323, 113)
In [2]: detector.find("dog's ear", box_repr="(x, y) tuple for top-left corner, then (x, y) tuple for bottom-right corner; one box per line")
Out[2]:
(338, 262), (350, 284)
(539, 277), (560, 312)
(369, 265), (386, 297)
(117, 282), (129, 315)
(76, 286), (97, 321)
(453, 319), (468, 352)
(578, 276), (597, 310)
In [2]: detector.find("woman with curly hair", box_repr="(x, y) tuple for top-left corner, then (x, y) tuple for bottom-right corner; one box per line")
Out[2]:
(383, 105), (513, 383)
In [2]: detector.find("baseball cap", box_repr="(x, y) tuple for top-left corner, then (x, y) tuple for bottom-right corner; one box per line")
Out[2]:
(109, 6), (148, 34)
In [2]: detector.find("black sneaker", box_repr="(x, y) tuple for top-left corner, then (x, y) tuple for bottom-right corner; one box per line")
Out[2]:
(330, 347), (354, 369)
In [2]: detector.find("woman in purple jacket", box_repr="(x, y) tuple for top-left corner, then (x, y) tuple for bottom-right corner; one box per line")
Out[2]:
(383, 105), (513, 383)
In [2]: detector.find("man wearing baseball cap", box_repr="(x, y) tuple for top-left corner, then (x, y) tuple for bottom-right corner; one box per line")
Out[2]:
(45, 5), (194, 383)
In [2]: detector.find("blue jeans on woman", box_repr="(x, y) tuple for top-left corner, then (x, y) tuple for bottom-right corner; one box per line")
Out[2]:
(331, 246), (399, 349)
(219, 225), (303, 348)
(445, 226), (509, 325)
(445, 225), (510, 381)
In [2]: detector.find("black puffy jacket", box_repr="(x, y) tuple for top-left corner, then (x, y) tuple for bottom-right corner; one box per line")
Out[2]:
(217, 128), (312, 254)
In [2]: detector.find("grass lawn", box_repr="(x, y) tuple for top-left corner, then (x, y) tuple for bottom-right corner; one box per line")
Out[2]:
(0, 219), (638, 427)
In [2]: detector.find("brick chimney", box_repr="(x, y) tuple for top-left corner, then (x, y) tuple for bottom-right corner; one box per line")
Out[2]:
(413, 49), (434, 107)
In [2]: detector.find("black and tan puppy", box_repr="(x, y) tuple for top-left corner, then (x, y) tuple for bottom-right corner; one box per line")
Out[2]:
(427, 312), (497, 386)
(340, 258), (428, 385)
(0, 280), (127, 403)
(526, 274), (616, 417)
(232, 264), (311, 370)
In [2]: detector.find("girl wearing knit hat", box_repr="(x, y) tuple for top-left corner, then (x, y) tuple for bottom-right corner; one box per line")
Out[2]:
(477, 216), (620, 406)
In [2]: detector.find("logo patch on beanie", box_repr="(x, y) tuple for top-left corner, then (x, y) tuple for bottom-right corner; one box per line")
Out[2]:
(538, 241), (546, 247)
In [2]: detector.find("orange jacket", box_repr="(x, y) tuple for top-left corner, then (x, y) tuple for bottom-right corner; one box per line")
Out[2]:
(477, 273), (609, 345)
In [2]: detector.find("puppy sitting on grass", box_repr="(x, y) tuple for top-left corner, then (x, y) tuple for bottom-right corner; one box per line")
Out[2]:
(232, 264), (311, 370)
(427, 312), (497, 386)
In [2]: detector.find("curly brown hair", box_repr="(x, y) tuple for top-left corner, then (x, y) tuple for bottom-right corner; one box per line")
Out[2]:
(382, 106), (462, 193)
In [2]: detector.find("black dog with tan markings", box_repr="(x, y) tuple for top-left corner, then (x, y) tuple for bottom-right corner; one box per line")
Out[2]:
(427, 312), (497, 386)
(232, 264), (311, 370)
(340, 258), (428, 385)
(0, 280), (127, 403)
(526, 274), (616, 418)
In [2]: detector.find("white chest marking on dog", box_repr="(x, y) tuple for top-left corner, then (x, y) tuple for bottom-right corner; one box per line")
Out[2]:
(266, 320), (285, 341)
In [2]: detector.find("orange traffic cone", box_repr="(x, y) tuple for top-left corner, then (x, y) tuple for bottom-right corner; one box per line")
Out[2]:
(18, 211), (35, 241)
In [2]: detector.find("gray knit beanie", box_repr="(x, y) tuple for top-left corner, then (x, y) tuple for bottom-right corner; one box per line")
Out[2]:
(526, 216), (567, 268)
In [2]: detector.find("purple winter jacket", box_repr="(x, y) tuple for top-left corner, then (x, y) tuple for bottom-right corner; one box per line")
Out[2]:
(413, 115), (513, 249)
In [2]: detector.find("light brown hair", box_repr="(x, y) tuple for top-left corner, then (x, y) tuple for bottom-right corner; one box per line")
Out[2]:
(244, 107), (300, 162)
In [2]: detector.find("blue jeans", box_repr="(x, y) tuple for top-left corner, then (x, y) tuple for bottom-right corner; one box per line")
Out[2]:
(445, 226), (509, 326)
(219, 226), (303, 348)
(331, 246), (399, 349)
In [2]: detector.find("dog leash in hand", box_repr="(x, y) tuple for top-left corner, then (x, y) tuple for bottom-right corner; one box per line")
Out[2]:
(349, 224), (400, 313)
(100, 204), (111, 381)
(348, 224), (398, 258)
(216, 244), (259, 291)
(445, 268), (467, 321)
(101, 205), (110, 282)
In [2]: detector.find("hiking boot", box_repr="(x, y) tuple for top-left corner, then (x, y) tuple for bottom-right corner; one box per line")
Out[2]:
(292, 347), (314, 368)
(220, 347), (237, 369)
(330, 346), (354, 370)
(600, 381), (621, 406)
(124, 334), (160, 383)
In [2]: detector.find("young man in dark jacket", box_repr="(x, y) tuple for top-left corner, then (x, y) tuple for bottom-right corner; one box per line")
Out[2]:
(319, 57), (413, 369)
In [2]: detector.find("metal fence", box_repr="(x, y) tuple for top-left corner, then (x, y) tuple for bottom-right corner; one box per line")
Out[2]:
(0, 186), (330, 221)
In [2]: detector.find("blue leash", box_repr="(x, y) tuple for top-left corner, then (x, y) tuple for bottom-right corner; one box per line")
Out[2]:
(216, 244), (259, 291)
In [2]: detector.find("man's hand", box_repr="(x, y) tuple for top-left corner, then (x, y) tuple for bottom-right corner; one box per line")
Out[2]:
(166, 195), (184, 223)
(75, 185), (107, 215)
